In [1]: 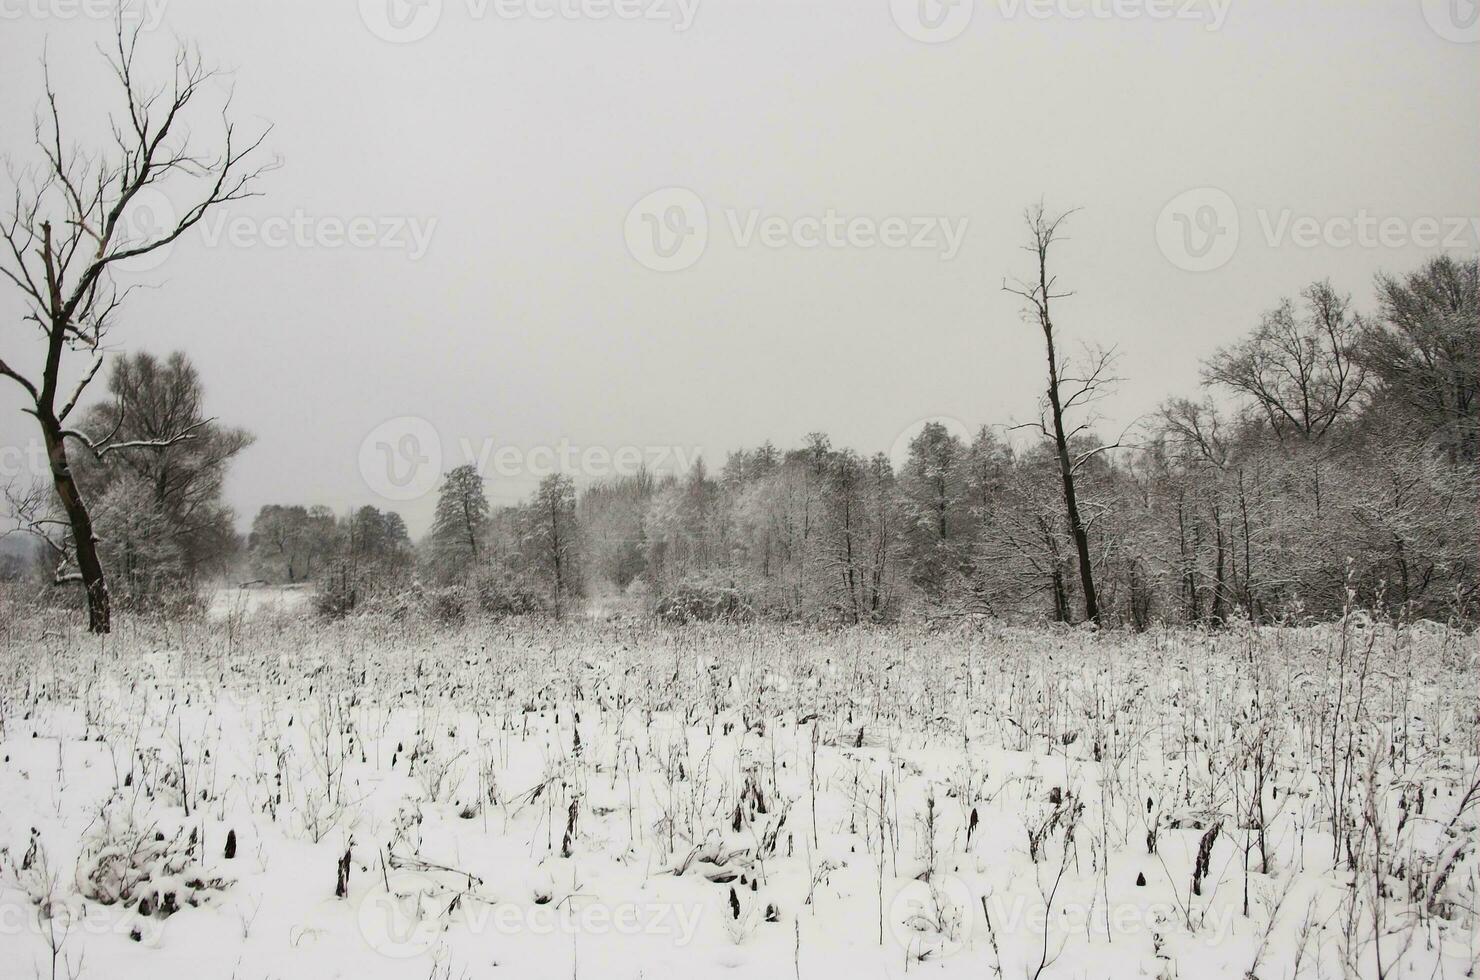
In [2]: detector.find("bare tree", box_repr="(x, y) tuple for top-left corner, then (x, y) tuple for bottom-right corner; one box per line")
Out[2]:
(1003, 204), (1123, 625)
(1202, 280), (1366, 442)
(0, 21), (272, 631)
(970, 443), (1077, 621)
(1156, 397), (1236, 622)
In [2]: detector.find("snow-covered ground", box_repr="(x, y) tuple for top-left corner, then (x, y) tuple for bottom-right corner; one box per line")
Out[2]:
(207, 584), (315, 623)
(0, 617), (1475, 979)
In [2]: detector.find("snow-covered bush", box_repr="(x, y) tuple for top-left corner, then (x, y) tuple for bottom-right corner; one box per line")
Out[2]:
(424, 586), (468, 627)
(74, 795), (231, 921)
(654, 581), (754, 623)
(474, 568), (544, 618)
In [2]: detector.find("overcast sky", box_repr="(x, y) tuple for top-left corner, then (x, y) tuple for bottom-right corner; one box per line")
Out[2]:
(1, 0), (1476, 535)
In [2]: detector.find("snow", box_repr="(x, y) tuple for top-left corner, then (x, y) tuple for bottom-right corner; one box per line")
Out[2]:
(0, 618), (1475, 979)
(207, 585), (314, 622)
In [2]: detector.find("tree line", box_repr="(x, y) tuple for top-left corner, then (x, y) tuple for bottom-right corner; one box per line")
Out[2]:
(1, 28), (1473, 630)
(240, 246), (1479, 628)
(5, 223), (1474, 630)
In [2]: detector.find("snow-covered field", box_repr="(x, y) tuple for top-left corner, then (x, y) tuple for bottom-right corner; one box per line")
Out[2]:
(207, 585), (315, 623)
(0, 616), (1476, 980)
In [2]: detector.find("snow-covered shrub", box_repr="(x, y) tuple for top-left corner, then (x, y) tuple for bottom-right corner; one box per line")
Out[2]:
(424, 586), (468, 627)
(474, 568), (544, 618)
(655, 582), (754, 624)
(721, 884), (760, 944)
(5, 829), (57, 917)
(354, 583), (421, 621)
(0, 579), (56, 625)
(74, 795), (231, 921)
(412, 743), (467, 803)
(314, 560), (358, 619)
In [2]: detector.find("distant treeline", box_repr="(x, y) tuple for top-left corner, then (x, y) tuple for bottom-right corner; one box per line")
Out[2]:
(230, 255), (1477, 627)
(7, 256), (1476, 628)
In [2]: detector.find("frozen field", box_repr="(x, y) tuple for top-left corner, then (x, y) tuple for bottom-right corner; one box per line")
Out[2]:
(0, 616), (1475, 980)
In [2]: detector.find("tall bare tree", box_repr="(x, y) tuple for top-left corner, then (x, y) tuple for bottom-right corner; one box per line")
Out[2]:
(1003, 204), (1123, 625)
(0, 22), (272, 631)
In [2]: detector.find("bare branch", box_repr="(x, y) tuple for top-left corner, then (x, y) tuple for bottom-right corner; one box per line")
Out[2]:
(63, 416), (212, 459)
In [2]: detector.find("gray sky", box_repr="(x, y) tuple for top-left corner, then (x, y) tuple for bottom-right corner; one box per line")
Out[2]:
(2, 0), (1477, 536)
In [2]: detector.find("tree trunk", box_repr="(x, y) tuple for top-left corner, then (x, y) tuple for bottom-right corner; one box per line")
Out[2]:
(842, 496), (859, 624)
(1176, 495), (1197, 622)
(1238, 474), (1256, 620)
(1024, 219), (1102, 626)
(1042, 323), (1100, 624)
(1212, 515), (1228, 625)
(1051, 563), (1069, 623)
(1039, 514), (1070, 623)
(550, 500), (564, 619)
(40, 415), (111, 633)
